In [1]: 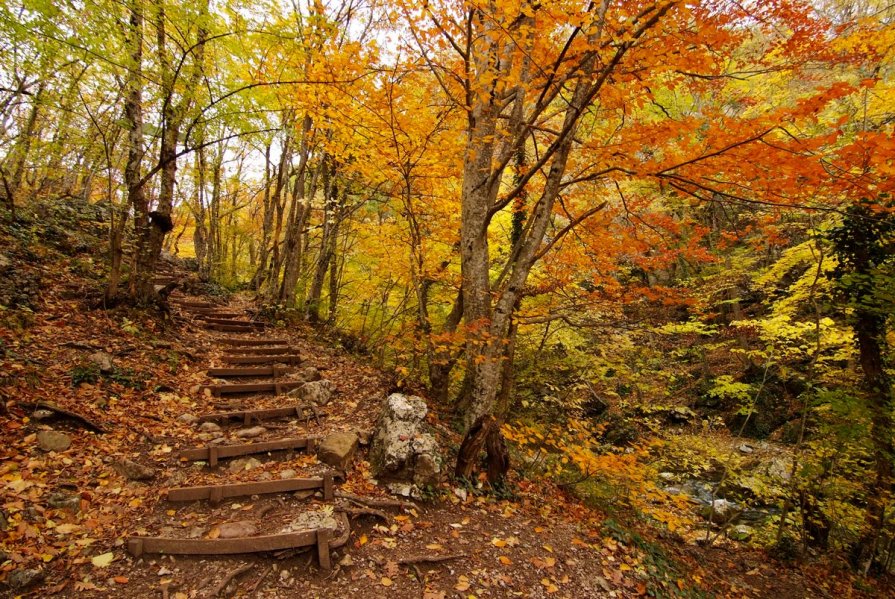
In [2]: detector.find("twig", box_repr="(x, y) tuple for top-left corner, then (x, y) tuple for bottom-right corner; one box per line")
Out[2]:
(255, 504), (277, 519)
(18, 401), (108, 433)
(337, 503), (389, 521)
(212, 563), (253, 597)
(334, 490), (414, 510)
(397, 553), (467, 565)
(247, 565), (272, 597)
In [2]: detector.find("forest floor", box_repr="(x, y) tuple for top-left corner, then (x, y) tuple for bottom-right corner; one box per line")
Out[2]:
(0, 253), (890, 598)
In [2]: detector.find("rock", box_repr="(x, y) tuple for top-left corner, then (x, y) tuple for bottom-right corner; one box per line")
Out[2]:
(668, 406), (697, 423)
(293, 490), (315, 500)
(658, 472), (676, 482)
(198, 422), (221, 433)
(297, 366), (322, 382)
(279, 469), (297, 479)
(452, 487), (468, 502)
(36, 430), (72, 452)
(187, 526), (204, 539)
(229, 457), (262, 473)
(700, 499), (740, 524)
(280, 508), (340, 533)
(729, 524), (754, 542)
(369, 394), (442, 487)
(178, 413), (199, 424)
(7, 568), (44, 590)
(197, 432), (224, 441)
(88, 351), (114, 374)
(765, 457), (792, 482)
(317, 431), (359, 471)
(32, 409), (55, 420)
(217, 521), (258, 538)
(47, 492), (81, 511)
(738, 443), (755, 454)
(387, 482), (421, 499)
(288, 380), (335, 406)
(355, 430), (373, 446)
(235, 426), (267, 439)
(113, 458), (156, 481)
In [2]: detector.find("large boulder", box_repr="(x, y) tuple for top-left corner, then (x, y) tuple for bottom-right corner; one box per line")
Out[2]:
(369, 394), (442, 488)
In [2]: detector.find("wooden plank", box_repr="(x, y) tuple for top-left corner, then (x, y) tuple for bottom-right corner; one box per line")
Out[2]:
(127, 530), (317, 557)
(206, 324), (258, 332)
(218, 337), (289, 346)
(317, 529), (331, 570)
(196, 311), (243, 319)
(179, 436), (318, 466)
(172, 300), (215, 308)
(203, 317), (263, 327)
(223, 346), (293, 355)
(207, 366), (290, 378)
(167, 476), (329, 502)
(199, 405), (318, 425)
(220, 354), (301, 365)
(200, 380), (304, 396)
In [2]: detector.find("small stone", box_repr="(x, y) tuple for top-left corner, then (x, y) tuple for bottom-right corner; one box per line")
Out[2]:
(198, 422), (221, 433)
(298, 366), (322, 382)
(279, 469), (297, 479)
(217, 521), (258, 538)
(157, 566), (173, 576)
(113, 458), (156, 481)
(700, 499), (740, 524)
(293, 490), (315, 500)
(729, 524), (754, 542)
(187, 527), (204, 539)
(235, 426), (267, 439)
(189, 385), (202, 395)
(738, 443), (755, 454)
(47, 492), (81, 511)
(317, 431), (359, 471)
(453, 487), (468, 502)
(229, 457), (262, 473)
(8, 568), (44, 589)
(178, 413), (199, 424)
(36, 430), (72, 452)
(88, 351), (114, 374)
(339, 554), (355, 567)
(32, 409), (55, 420)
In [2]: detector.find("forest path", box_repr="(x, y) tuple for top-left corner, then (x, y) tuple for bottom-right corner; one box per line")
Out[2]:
(2, 267), (842, 599)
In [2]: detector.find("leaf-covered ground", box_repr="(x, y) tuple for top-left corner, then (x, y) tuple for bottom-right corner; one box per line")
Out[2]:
(0, 262), (888, 598)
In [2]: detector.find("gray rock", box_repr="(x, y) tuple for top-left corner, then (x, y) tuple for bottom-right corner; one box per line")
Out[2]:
(317, 432), (359, 471)
(729, 524), (754, 542)
(668, 406), (697, 422)
(37, 430), (72, 452)
(31, 409), (55, 421)
(298, 366), (322, 382)
(197, 431), (224, 441)
(198, 422), (221, 433)
(7, 568), (44, 589)
(288, 380), (335, 406)
(229, 457), (263, 473)
(700, 499), (740, 524)
(218, 521), (258, 538)
(178, 413), (199, 424)
(658, 472), (676, 482)
(279, 469), (296, 479)
(88, 351), (114, 374)
(235, 426), (266, 439)
(113, 458), (156, 481)
(738, 443), (755, 454)
(765, 457), (792, 482)
(47, 492), (81, 511)
(369, 393), (442, 487)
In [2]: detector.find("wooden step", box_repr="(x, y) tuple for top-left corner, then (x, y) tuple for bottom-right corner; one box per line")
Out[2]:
(203, 317), (263, 328)
(179, 436), (318, 467)
(223, 346), (293, 355)
(195, 311), (243, 319)
(207, 366), (292, 378)
(206, 324), (260, 332)
(199, 405), (322, 426)
(220, 354), (302, 365)
(167, 474), (334, 503)
(218, 338), (289, 346)
(127, 512), (349, 569)
(200, 380), (304, 396)
(173, 300), (216, 308)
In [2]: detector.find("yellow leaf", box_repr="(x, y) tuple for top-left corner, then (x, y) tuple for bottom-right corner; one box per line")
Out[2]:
(425, 543), (443, 550)
(542, 544), (553, 553)
(491, 537), (507, 548)
(455, 575), (470, 591)
(359, 534), (368, 546)
(91, 552), (115, 568)
(381, 577), (393, 587)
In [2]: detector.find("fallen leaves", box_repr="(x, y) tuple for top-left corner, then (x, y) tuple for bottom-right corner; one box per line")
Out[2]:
(90, 552), (114, 568)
